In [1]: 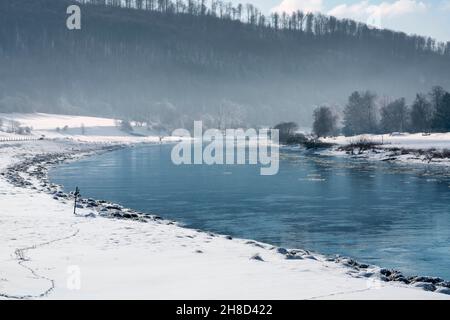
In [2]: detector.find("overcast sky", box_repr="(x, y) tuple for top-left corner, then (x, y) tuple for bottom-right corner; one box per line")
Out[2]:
(232, 0), (450, 42)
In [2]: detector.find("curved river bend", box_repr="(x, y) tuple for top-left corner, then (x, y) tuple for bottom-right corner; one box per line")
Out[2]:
(49, 144), (450, 279)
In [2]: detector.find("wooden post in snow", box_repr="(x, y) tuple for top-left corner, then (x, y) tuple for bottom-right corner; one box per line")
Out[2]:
(74, 186), (80, 215)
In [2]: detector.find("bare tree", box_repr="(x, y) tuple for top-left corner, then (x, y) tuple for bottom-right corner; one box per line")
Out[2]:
(274, 122), (298, 142)
(136, 0), (144, 9)
(312, 106), (338, 137)
(343, 91), (378, 135)
(431, 90), (450, 132)
(410, 94), (433, 133)
(380, 98), (408, 133)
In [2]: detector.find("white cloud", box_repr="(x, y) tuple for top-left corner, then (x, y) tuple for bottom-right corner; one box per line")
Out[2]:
(269, 0), (443, 39)
(441, 0), (450, 11)
(328, 1), (427, 20)
(271, 0), (324, 14)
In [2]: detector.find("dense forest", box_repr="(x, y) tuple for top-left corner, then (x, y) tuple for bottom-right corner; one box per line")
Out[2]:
(1, 0), (450, 129)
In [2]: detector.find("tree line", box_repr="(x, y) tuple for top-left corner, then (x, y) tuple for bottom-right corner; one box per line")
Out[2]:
(312, 86), (450, 137)
(1, 0), (450, 128)
(78, 0), (449, 56)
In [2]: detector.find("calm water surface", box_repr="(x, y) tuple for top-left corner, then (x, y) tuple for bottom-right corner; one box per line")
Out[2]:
(49, 144), (450, 279)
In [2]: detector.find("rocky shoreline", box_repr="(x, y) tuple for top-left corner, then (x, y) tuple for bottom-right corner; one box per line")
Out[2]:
(328, 256), (450, 294)
(2, 140), (450, 296)
(1, 143), (173, 225)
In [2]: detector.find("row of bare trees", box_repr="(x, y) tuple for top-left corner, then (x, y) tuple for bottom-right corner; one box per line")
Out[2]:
(312, 86), (450, 137)
(2, 0), (450, 124)
(0, 118), (32, 135)
(76, 0), (450, 55)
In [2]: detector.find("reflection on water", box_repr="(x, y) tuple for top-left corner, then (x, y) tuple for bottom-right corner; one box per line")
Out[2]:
(50, 144), (450, 279)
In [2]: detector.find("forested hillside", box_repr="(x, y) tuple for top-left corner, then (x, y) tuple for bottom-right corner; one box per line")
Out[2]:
(1, 0), (449, 128)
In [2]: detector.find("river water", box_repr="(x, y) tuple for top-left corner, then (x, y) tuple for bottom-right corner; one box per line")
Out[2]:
(49, 144), (450, 279)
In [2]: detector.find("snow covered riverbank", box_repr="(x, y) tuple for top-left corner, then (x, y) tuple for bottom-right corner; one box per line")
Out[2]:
(1, 142), (448, 299)
(320, 133), (450, 166)
(1, 115), (449, 299)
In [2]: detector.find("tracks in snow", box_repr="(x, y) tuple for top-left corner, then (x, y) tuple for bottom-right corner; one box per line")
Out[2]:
(0, 221), (82, 300)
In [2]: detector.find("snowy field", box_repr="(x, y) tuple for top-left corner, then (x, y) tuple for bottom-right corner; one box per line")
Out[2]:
(0, 112), (173, 143)
(0, 113), (449, 299)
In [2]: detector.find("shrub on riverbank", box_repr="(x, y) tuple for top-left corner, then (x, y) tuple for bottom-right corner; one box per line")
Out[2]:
(339, 137), (382, 154)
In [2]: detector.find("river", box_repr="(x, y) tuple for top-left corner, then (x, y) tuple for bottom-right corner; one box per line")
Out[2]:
(49, 144), (450, 279)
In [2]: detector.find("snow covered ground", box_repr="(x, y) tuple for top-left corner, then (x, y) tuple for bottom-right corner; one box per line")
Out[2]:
(0, 112), (174, 143)
(0, 114), (449, 299)
(323, 133), (450, 150)
(321, 133), (450, 165)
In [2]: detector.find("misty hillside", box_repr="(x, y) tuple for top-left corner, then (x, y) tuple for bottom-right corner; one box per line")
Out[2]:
(1, 0), (449, 128)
